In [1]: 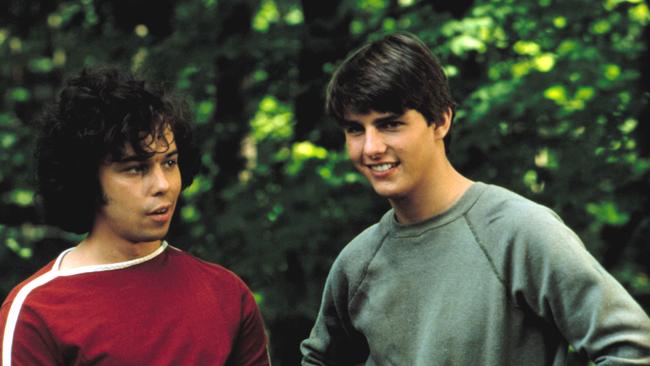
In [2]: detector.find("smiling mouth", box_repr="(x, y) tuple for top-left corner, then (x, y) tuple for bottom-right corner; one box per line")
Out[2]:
(368, 163), (399, 172)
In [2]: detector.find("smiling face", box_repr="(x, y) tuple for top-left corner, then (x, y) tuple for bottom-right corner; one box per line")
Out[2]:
(342, 109), (450, 203)
(91, 127), (181, 247)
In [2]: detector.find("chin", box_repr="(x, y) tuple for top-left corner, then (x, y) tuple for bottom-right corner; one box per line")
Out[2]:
(372, 188), (404, 199)
(129, 232), (168, 244)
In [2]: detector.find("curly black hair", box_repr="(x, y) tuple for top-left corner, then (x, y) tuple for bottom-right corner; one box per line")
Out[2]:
(36, 67), (200, 234)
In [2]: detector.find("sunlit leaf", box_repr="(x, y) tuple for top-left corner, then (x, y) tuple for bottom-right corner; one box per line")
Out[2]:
(18, 248), (33, 259)
(533, 53), (555, 72)
(250, 96), (294, 141)
(357, 0), (388, 12)
(557, 40), (577, 55)
(1, 133), (16, 148)
(383, 18), (397, 31)
(183, 175), (212, 199)
(513, 40), (540, 55)
(181, 205), (201, 222)
(629, 3), (650, 24)
(48, 14), (63, 28)
(29, 58), (54, 73)
(543, 85), (567, 103)
(9, 37), (22, 52)
(131, 48), (148, 73)
(9, 88), (30, 102)
(450, 34), (486, 55)
(267, 203), (283, 222)
(350, 20), (365, 35)
(586, 201), (630, 226)
(575, 87), (595, 101)
(619, 118), (637, 134)
(292, 141), (327, 160)
(553, 16), (567, 28)
(202, 0), (217, 9)
(534, 148), (559, 169)
(285, 7), (303, 25)
(511, 61), (532, 77)
(591, 20), (611, 34)
(9, 189), (34, 207)
(398, 0), (415, 6)
(604, 64), (621, 80)
(134, 24), (149, 37)
(53, 49), (66, 66)
(196, 100), (215, 124)
(253, 0), (280, 32)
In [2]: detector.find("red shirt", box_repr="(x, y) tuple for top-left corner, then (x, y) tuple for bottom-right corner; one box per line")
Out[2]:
(1, 243), (270, 365)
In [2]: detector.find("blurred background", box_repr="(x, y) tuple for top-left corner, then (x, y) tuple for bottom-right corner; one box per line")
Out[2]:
(1, 0), (649, 364)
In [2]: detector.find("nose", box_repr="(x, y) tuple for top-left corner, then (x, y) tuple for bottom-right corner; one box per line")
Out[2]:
(363, 128), (386, 158)
(150, 166), (170, 196)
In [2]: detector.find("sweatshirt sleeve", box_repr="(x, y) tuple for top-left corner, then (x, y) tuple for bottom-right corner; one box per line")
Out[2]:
(301, 250), (370, 366)
(506, 206), (650, 365)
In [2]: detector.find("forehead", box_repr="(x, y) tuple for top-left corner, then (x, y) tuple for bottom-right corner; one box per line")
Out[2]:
(118, 127), (176, 159)
(142, 127), (175, 150)
(343, 110), (400, 123)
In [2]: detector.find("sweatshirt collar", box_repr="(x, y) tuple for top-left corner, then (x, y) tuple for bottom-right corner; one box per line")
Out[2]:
(382, 182), (487, 237)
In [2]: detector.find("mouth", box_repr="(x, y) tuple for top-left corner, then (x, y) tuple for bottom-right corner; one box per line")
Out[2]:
(367, 162), (399, 172)
(147, 205), (173, 224)
(147, 205), (171, 216)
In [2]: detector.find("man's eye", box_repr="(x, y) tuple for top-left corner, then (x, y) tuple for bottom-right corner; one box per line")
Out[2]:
(164, 159), (178, 168)
(344, 125), (363, 134)
(125, 164), (147, 173)
(380, 121), (401, 129)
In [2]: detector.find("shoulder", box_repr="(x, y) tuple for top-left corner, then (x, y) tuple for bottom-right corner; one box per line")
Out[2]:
(465, 184), (587, 265)
(2, 260), (57, 310)
(1, 260), (58, 341)
(335, 211), (390, 271)
(322, 211), (392, 298)
(467, 184), (566, 235)
(164, 246), (254, 296)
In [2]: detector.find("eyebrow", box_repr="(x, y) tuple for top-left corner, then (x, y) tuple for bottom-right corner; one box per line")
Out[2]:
(115, 149), (178, 164)
(342, 112), (402, 125)
(373, 113), (401, 124)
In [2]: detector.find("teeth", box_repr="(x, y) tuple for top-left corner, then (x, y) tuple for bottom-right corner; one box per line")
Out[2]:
(370, 163), (395, 172)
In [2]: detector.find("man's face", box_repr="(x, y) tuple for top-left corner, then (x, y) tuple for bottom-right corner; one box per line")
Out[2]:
(342, 109), (446, 201)
(92, 128), (181, 246)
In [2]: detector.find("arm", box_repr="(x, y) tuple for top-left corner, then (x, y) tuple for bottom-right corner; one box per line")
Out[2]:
(227, 288), (271, 366)
(509, 209), (650, 365)
(1, 301), (60, 366)
(300, 258), (369, 366)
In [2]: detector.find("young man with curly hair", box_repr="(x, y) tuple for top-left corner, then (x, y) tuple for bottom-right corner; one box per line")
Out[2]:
(301, 33), (650, 365)
(1, 68), (270, 365)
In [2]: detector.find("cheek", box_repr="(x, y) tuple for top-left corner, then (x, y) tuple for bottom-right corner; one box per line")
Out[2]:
(104, 192), (132, 211)
(170, 171), (183, 196)
(345, 140), (361, 160)
(174, 168), (182, 185)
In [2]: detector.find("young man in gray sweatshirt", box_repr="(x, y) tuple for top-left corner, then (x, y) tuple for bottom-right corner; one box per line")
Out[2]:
(300, 33), (650, 365)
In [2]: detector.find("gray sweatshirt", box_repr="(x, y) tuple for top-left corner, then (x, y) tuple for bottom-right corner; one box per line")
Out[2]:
(301, 182), (650, 365)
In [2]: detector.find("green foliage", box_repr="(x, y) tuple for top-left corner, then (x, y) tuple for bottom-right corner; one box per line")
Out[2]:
(1, 0), (649, 364)
(250, 96), (294, 141)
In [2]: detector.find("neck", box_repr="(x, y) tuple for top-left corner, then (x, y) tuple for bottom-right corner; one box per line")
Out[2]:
(390, 160), (473, 225)
(60, 233), (162, 270)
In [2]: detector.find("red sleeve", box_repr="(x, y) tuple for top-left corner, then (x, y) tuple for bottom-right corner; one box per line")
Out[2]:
(1, 300), (60, 366)
(227, 285), (271, 366)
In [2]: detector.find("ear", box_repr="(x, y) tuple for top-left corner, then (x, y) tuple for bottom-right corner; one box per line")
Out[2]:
(433, 107), (452, 140)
